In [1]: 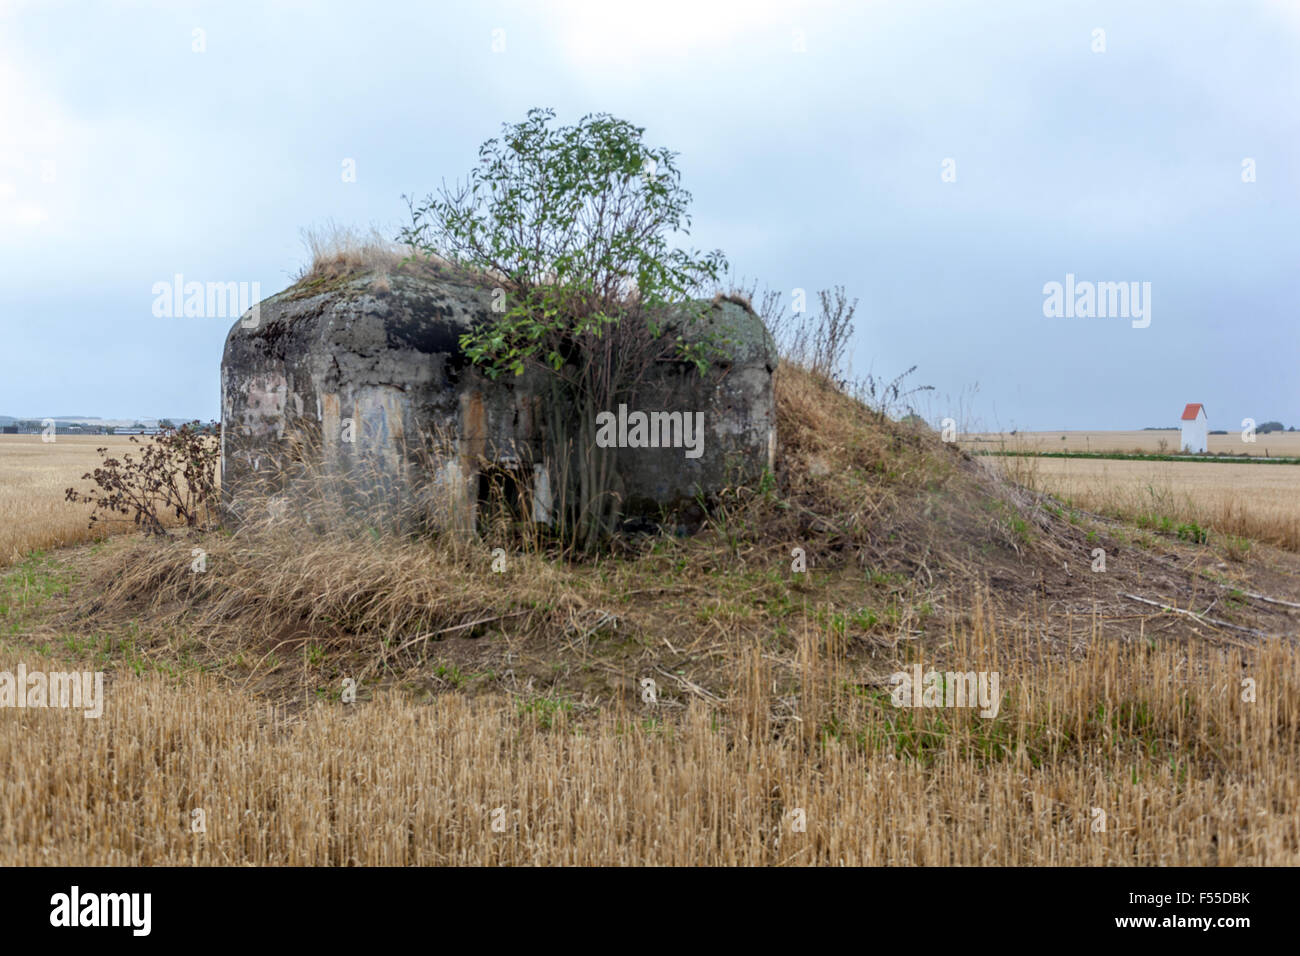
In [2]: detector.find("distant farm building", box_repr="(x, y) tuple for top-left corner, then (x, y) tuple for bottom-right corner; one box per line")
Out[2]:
(1180, 403), (1208, 453)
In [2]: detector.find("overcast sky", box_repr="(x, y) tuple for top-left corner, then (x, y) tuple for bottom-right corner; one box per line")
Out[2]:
(1, 0), (1296, 430)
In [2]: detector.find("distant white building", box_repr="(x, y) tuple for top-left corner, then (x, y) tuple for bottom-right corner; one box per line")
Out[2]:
(1180, 403), (1208, 453)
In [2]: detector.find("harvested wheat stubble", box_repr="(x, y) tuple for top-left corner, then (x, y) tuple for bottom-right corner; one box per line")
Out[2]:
(1, 627), (1296, 865)
(0, 434), (213, 567)
(963, 429), (1300, 459)
(0, 436), (137, 566)
(1019, 456), (1300, 552)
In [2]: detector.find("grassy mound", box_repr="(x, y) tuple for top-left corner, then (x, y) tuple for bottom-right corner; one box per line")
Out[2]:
(3, 362), (1287, 713)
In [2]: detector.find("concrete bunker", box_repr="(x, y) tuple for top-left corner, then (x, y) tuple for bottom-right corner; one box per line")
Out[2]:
(220, 266), (777, 535)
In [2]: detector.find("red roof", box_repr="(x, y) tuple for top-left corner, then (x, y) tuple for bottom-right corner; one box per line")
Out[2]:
(1180, 403), (1206, 421)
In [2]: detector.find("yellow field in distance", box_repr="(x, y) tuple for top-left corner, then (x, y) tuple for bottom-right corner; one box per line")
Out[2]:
(0, 435), (141, 566)
(963, 429), (1300, 458)
(1003, 455), (1300, 551)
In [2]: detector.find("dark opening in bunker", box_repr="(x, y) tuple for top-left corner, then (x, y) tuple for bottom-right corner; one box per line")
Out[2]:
(476, 463), (530, 531)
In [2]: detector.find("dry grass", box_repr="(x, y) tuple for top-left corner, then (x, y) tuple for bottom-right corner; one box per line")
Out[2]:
(964, 429), (1300, 458)
(296, 221), (418, 282)
(1, 607), (1295, 865)
(289, 222), (494, 304)
(1011, 456), (1300, 552)
(0, 435), (139, 567)
(773, 360), (942, 518)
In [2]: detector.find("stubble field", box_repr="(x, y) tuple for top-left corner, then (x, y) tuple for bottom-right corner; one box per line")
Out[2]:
(0, 436), (140, 567)
(1, 415), (1297, 865)
(1002, 455), (1300, 552)
(963, 429), (1300, 458)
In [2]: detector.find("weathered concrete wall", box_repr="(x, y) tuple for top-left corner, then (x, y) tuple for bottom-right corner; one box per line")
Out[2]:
(612, 300), (779, 518)
(220, 268), (776, 532)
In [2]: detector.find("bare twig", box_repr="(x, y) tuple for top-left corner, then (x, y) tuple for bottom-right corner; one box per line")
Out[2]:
(654, 665), (726, 703)
(1241, 590), (1300, 610)
(1118, 592), (1270, 638)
